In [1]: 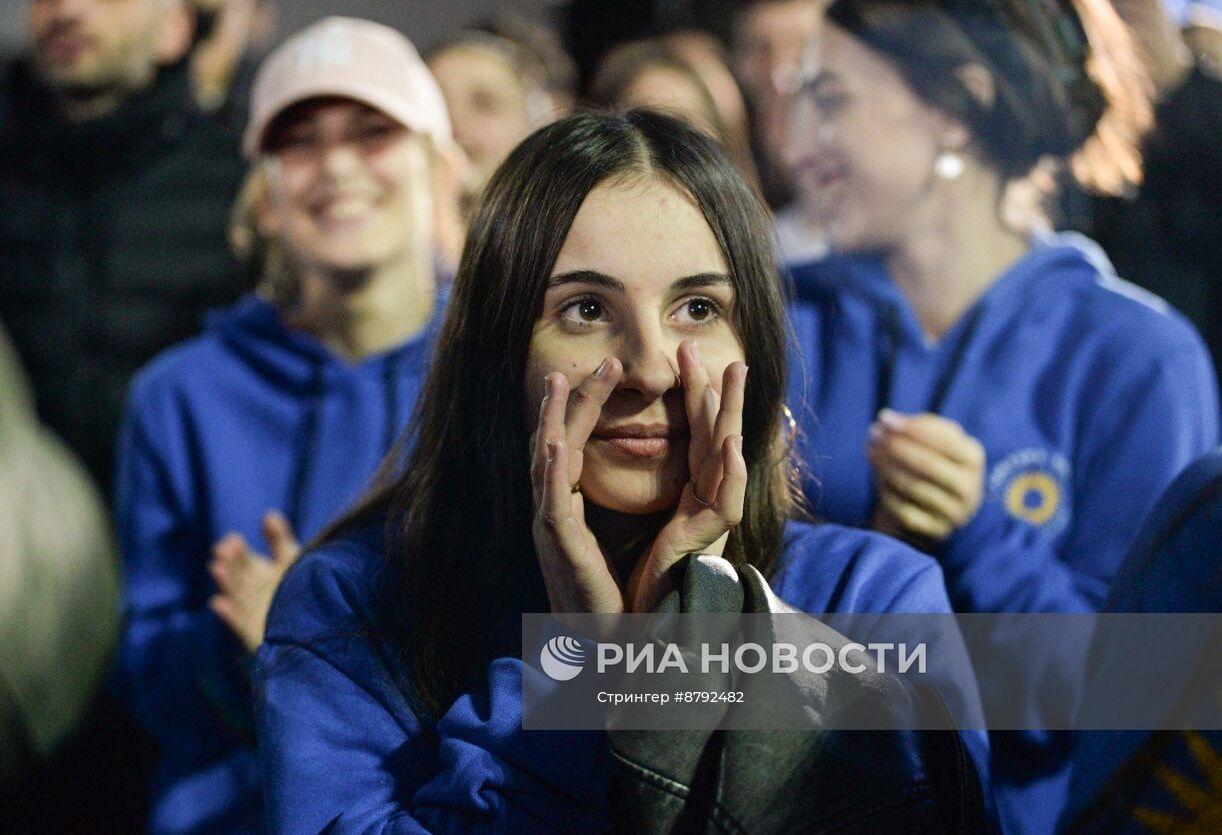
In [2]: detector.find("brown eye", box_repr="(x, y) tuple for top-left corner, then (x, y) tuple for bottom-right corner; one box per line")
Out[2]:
(687, 299), (712, 321)
(673, 296), (723, 326)
(559, 297), (609, 328)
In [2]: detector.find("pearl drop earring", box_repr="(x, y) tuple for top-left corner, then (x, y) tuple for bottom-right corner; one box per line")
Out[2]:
(935, 151), (965, 181)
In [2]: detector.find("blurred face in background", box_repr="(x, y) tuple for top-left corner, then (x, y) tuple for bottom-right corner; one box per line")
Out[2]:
(733, 0), (822, 101)
(28, 0), (191, 104)
(788, 23), (955, 252)
(731, 0), (823, 187)
(616, 64), (721, 140)
(260, 98), (435, 283)
(428, 45), (537, 188)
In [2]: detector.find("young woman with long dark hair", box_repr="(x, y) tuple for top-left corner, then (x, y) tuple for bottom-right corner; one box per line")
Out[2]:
(253, 109), (989, 832)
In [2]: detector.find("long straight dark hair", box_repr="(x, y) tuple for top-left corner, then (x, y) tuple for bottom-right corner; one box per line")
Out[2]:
(326, 110), (795, 717)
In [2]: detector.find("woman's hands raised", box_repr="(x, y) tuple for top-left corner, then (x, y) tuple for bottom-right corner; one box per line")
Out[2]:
(208, 510), (302, 652)
(866, 409), (985, 547)
(626, 342), (747, 613)
(530, 358), (627, 615)
(529, 340), (748, 614)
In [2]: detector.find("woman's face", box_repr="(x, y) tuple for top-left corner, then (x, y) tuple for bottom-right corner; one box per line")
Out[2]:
(526, 177), (746, 514)
(787, 23), (954, 252)
(428, 45), (535, 188)
(617, 65), (720, 140)
(262, 97), (433, 277)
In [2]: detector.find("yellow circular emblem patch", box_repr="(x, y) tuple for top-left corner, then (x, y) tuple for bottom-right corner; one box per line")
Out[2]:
(1004, 473), (1061, 526)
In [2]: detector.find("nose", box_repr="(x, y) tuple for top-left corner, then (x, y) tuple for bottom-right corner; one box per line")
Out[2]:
(785, 94), (826, 169)
(319, 140), (363, 181)
(615, 321), (679, 402)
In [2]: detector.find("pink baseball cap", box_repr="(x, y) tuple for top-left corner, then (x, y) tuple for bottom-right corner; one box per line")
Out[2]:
(243, 16), (452, 158)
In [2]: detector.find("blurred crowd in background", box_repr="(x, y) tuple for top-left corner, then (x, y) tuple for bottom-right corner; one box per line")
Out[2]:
(0, 0), (1219, 832)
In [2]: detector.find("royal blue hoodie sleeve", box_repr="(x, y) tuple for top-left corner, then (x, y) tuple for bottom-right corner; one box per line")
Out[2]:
(113, 376), (252, 756)
(255, 641), (435, 834)
(255, 539), (612, 834)
(933, 340), (1218, 835)
(938, 344), (1220, 615)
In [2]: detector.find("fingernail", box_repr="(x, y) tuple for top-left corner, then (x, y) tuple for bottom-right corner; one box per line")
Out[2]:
(546, 439), (558, 463)
(878, 408), (906, 431)
(594, 358), (610, 378)
(732, 435), (744, 455)
(691, 340), (702, 364)
(868, 423), (883, 443)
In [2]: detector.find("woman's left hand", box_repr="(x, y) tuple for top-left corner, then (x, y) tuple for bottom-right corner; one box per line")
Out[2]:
(626, 341), (748, 612)
(866, 410), (985, 546)
(208, 510), (302, 652)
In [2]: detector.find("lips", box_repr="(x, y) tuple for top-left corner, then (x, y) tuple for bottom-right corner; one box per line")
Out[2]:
(591, 424), (688, 459)
(817, 169), (848, 190)
(310, 194), (381, 228)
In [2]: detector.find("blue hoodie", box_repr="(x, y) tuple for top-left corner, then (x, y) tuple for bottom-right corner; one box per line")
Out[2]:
(785, 234), (1220, 835)
(1060, 447), (1222, 834)
(113, 292), (443, 834)
(254, 520), (987, 834)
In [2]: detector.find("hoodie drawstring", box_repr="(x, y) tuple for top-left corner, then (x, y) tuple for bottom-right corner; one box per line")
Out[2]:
(927, 305), (985, 416)
(873, 300), (986, 417)
(875, 301), (901, 417)
(383, 354), (401, 454)
(285, 364), (324, 533)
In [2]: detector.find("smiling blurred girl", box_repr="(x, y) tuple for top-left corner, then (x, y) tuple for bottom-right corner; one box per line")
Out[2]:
(113, 18), (450, 833)
(784, 1), (1219, 831)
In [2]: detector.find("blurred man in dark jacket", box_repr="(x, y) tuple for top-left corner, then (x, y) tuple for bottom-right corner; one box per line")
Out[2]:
(1076, 0), (1222, 396)
(0, 0), (246, 493)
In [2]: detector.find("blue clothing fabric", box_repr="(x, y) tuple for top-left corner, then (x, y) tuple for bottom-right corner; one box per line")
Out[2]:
(113, 293), (443, 834)
(254, 519), (984, 834)
(786, 233), (1220, 835)
(1060, 446), (1222, 834)
(1163, 0), (1222, 24)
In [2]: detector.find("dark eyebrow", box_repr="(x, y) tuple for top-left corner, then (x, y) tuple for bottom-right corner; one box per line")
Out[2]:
(672, 273), (732, 292)
(547, 270), (625, 291)
(547, 270), (732, 292)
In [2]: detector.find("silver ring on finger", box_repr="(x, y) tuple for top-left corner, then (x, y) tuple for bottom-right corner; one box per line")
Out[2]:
(689, 480), (714, 509)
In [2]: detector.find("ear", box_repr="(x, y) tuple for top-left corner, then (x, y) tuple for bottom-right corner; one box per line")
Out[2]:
(154, 1), (196, 67)
(252, 162), (282, 240)
(955, 62), (996, 111)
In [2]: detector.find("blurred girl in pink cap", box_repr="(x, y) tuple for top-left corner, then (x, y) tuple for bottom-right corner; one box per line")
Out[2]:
(112, 17), (454, 834)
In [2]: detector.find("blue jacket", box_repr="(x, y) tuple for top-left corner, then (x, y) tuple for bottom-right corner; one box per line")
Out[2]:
(254, 520), (984, 833)
(113, 293), (442, 834)
(786, 234), (1220, 835)
(1060, 446), (1222, 834)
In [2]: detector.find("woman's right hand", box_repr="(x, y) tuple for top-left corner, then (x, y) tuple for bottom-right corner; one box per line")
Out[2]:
(530, 360), (627, 613)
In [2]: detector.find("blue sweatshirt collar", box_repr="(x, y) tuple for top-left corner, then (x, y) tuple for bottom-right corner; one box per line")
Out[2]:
(818, 232), (1114, 350)
(205, 289), (446, 531)
(796, 233), (1119, 417)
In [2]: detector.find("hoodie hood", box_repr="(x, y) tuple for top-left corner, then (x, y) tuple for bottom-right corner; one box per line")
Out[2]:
(795, 232), (1119, 349)
(207, 290), (445, 391)
(202, 290), (445, 531)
